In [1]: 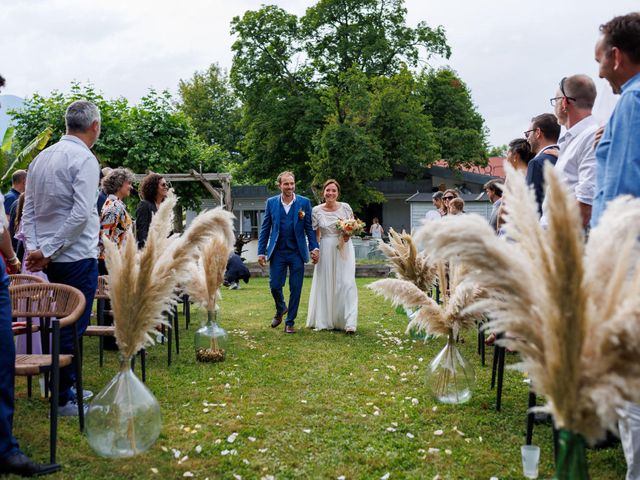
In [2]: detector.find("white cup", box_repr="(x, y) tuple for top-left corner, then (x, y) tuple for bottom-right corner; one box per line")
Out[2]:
(521, 445), (540, 479)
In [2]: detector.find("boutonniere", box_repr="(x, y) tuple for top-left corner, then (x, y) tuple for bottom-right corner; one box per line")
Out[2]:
(298, 209), (305, 220)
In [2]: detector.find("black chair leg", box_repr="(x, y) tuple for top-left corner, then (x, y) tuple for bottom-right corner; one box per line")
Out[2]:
(50, 321), (60, 464)
(496, 346), (505, 412)
(183, 294), (190, 330)
(167, 319), (172, 367)
(140, 348), (146, 383)
(73, 325), (84, 432)
(526, 390), (537, 445)
(491, 344), (499, 389)
(173, 309), (180, 355)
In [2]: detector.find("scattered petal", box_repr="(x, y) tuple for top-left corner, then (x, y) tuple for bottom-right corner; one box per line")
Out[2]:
(248, 437), (257, 442)
(434, 430), (444, 436)
(258, 448), (268, 453)
(221, 450), (230, 456)
(380, 474), (390, 480)
(195, 445), (202, 454)
(256, 412), (264, 417)
(303, 429), (311, 434)
(161, 446), (168, 453)
(243, 459), (250, 465)
(373, 410), (380, 416)
(215, 439), (222, 444)
(432, 406), (438, 412)
(301, 400), (307, 404)
(445, 449), (452, 455)
(228, 432), (239, 443)
(203, 408), (210, 413)
(233, 475), (242, 480)
(411, 398), (419, 406)
(150, 468), (159, 474)
(386, 427), (396, 432)
(428, 448), (440, 454)
(479, 436), (483, 442)
(183, 473), (193, 478)
(337, 476), (346, 480)
(406, 432), (414, 439)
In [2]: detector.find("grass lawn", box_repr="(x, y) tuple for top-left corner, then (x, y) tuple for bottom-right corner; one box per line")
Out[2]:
(13, 278), (626, 479)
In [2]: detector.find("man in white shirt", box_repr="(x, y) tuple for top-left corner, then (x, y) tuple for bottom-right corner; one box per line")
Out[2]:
(540, 75), (599, 229)
(22, 100), (101, 417)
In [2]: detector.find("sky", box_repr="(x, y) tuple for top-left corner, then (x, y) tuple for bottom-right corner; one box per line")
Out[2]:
(0, 0), (636, 147)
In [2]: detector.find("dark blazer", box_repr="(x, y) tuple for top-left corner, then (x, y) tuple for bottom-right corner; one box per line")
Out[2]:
(526, 149), (558, 214)
(135, 199), (157, 249)
(257, 195), (319, 262)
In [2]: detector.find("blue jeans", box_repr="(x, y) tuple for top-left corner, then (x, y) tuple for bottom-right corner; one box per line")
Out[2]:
(46, 259), (98, 405)
(0, 257), (19, 459)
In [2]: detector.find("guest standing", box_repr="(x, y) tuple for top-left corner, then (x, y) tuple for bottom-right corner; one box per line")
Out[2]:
(135, 173), (168, 249)
(369, 217), (384, 239)
(524, 113), (560, 214)
(22, 100), (101, 417)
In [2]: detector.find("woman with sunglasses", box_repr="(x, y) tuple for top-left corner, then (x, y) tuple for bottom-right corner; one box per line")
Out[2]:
(135, 173), (169, 249)
(441, 189), (459, 215)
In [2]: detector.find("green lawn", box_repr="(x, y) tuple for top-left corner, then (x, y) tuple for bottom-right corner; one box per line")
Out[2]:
(13, 278), (626, 479)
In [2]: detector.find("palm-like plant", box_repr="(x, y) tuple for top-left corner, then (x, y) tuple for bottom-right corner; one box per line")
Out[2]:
(1, 127), (52, 188)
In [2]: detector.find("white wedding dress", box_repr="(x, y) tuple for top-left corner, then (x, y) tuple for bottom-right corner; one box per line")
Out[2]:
(306, 203), (358, 331)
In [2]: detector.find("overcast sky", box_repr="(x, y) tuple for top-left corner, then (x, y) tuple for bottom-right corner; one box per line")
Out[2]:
(1, 0), (636, 146)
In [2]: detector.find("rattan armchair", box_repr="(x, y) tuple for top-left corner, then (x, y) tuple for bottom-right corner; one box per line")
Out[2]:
(10, 283), (86, 464)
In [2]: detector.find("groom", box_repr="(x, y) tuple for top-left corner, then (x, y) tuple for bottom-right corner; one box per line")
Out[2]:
(258, 171), (319, 334)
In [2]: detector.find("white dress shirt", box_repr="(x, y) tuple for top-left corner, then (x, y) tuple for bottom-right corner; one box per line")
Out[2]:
(22, 135), (100, 262)
(540, 115), (598, 227)
(280, 193), (296, 214)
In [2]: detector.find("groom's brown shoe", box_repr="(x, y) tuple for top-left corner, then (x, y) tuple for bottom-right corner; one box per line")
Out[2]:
(271, 308), (288, 328)
(284, 325), (296, 334)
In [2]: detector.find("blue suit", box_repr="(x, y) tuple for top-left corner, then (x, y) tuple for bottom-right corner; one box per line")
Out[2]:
(258, 195), (318, 326)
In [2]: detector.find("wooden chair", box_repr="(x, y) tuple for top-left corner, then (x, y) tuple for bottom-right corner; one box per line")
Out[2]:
(11, 283), (86, 464)
(10, 274), (46, 397)
(83, 276), (146, 381)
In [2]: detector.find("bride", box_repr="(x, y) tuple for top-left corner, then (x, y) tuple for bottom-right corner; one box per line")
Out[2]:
(306, 179), (358, 333)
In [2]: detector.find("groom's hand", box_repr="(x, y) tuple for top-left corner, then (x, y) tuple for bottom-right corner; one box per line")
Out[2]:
(310, 249), (319, 264)
(258, 255), (267, 267)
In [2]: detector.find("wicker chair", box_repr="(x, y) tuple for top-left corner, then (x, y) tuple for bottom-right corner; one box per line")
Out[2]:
(10, 283), (86, 464)
(10, 274), (47, 397)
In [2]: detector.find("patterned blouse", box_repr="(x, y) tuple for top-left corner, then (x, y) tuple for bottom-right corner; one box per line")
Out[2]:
(98, 194), (132, 260)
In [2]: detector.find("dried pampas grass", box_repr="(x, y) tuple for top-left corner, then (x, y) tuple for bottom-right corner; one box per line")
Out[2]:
(377, 229), (437, 292)
(104, 192), (235, 360)
(414, 163), (640, 442)
(185, 235), (234, 312)
(368, 260), (483, 338)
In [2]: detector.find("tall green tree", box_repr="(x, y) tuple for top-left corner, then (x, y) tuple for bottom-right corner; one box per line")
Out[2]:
(178, 63), (242, 155)
(417, 67), (488, 167)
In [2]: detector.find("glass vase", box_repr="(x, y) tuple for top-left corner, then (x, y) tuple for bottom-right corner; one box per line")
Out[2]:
(194, 310), (228, 363)
(85, 355), (162, 458)
(404, 307), (433, 341)
(426, 331), (475, 404)
(554, 429), (589, 479)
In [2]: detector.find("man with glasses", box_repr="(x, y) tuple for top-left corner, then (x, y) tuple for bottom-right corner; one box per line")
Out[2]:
(524, 113), (561, 214)
(540, 75), (598, 229)
(593, 13), (640, 480)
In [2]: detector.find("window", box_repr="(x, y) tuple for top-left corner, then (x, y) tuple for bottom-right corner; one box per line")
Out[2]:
(239, 210), (264, 238)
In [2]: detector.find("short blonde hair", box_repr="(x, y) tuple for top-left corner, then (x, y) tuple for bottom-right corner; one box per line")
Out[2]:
(449, 198), (465, 212)
(277, 171), (295, 185)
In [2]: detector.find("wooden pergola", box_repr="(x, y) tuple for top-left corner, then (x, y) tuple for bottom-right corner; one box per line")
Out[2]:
(133, 171), (232, 211)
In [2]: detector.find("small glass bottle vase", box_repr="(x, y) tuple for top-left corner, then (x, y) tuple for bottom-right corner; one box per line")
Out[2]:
(85, 355), (162, 458)
(426, 331), (475, 404)
(195, 310), (228, 363)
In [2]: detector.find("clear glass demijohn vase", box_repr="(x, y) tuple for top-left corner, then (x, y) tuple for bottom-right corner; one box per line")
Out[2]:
(425, 331), (475, 404)
(195, 310), (228, 363)
(85, 355), (162, 458)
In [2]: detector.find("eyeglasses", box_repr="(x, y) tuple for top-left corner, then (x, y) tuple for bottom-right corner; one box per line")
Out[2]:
(159, 181), (170, 188)
(443, 196), (455, 201)
(524, 129), (537, 138)
(550, 77), (577, 106)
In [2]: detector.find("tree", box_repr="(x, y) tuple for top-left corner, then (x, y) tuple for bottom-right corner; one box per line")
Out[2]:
(178, 63), (242, 156)
(417, 67), (488, 167)
(301, 0), (450, 81)
(488, 144), (507, 157)
(11, 84), (223, 210)
(230, 0), (452, 205)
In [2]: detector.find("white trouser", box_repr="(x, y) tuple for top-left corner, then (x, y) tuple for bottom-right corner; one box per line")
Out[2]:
(620, 402), (640, 480)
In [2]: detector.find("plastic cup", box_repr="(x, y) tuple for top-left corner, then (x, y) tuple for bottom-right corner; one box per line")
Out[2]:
(521, 445), (540, 479)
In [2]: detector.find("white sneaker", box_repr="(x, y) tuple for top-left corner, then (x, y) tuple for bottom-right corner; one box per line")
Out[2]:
(229, 282), (240, 290)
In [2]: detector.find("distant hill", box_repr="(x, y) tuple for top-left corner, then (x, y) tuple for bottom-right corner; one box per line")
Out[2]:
(0, 95), (25, 140)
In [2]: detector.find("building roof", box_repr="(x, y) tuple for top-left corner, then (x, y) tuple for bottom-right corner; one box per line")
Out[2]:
(434, 157), (505, 178)
(427, 165), (500, 184)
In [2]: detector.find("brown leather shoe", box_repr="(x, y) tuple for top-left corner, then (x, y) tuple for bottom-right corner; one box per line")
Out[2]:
(271, 308), (288, 328)
(284, 325), (296, 334)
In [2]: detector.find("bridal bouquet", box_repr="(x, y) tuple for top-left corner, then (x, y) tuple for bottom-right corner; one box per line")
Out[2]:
(335, 218), (366, 251)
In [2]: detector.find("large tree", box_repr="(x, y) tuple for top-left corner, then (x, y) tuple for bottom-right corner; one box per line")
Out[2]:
(11, 84), (224, 210)
(230, 0), (454, 206)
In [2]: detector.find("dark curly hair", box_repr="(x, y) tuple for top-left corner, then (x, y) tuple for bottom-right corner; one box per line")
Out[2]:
(102, 168), (135, 195)
(600, 13), (640, 64)
(139, 172), (165, 203)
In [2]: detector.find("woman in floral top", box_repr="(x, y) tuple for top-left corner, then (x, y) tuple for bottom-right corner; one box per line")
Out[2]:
(98, 168), (135, 274)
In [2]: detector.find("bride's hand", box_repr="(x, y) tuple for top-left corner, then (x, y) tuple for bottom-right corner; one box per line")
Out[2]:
(342, 234), (351, 243)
